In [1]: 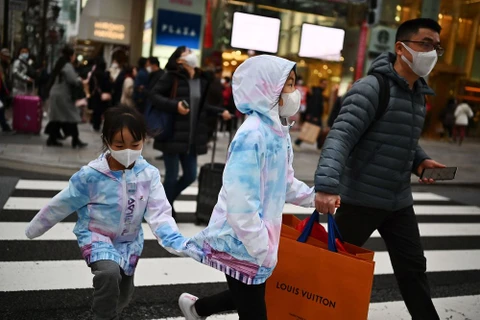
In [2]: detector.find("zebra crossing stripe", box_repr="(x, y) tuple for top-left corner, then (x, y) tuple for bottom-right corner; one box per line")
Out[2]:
(2, 250), (480, 291)
(4, 197), (479, 215)
(13, 179), (451, 201)
(2, 222), (480, 241)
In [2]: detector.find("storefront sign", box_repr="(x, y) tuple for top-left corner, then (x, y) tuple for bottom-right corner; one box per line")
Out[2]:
(367, 26), (395, 54)
(157, 0), (205, 14)
(93, 21), (126, 41)
(155, 9), (202, 49)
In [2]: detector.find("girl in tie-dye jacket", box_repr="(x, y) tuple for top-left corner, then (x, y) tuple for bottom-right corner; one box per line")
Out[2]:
(25, 106), (187, 320)
(179, 55), (317, 320)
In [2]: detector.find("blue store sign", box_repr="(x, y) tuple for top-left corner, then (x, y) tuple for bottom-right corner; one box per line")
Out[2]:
(156, 9), (202, 49)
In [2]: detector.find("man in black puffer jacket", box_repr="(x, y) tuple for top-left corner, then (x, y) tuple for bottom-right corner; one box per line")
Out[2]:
(149, 46), (230, 216)
(315, 18), (445, 319)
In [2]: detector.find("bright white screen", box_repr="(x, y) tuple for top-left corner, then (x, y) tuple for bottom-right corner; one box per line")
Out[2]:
(299, 24), (345, 61)
(231, 12), (280, 53)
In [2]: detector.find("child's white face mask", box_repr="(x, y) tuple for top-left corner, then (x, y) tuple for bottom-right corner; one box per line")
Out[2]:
(279, 90), (301, 118)
(109, 147), (142, 168)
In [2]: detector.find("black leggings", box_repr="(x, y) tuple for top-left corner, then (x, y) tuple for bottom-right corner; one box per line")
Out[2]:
(195, 275), (267, 320)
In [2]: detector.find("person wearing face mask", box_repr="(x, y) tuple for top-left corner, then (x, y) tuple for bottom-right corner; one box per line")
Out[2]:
(146, 56), (165, 91)
(25, 105), (187, 320)
(12, 47), (34, 96)
(110, 59), (126, 107)
(314, 18), (445, 320)
(149, 46), (231, 217)
(178, 55), (320, 320)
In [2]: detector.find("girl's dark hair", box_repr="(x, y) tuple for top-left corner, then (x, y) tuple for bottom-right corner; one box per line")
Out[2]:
(101, 105), (148, 152)
(165, 46), (186, 71)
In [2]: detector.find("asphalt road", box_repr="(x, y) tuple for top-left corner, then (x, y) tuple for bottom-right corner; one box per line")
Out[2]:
(1, 168), (479, 319)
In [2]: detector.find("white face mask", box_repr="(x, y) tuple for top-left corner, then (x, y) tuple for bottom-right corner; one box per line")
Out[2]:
(146, 66), (152, 73)
(109, 147), (143, 168)
(279, 90), (301, 118)
(111, 63), (119, 69)
(400, 42), (438, 77)
(182, 52), (198, 68)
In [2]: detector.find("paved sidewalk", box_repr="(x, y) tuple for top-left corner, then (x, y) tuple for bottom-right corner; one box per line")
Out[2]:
(0, 122), (479, 184)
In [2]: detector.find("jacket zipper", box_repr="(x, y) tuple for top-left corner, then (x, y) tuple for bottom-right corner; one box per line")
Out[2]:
(117, 171), (127, 237)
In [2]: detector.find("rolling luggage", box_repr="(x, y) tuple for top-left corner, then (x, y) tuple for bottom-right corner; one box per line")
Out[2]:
(12, 84), (42, 134)
(195, 115), (234, 225)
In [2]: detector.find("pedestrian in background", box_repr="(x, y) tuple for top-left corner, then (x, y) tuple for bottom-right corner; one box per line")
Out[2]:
(179, 55), (319, 320)
(45, 46), (87, 148)
(149, 46), (231, 217)
(147, 56), (164, 90)
(453, 100), (474, 145)
(133, 57), (149, 114)
(88, 57), (112, 132)
(120, 66), (135, 108)
(110, 59), (125, 107)
(439, 98), (456, 141)
(294, 79), (328, 150)
(12, 47), (34, 96)
(25, 105), (188, 320)
(0, 49), (13, 133)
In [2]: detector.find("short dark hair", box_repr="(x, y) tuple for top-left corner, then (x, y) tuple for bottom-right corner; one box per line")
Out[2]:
(165, 46), (187, 71)
(395, 18), (442, 42)
(148, 56), (160, 67)
(102, 105), (148, 152)
(223, 76), (231, 83)
(138, 57), (147, 69)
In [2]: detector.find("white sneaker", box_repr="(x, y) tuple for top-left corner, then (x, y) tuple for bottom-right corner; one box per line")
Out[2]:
(178, 293), (205, 320)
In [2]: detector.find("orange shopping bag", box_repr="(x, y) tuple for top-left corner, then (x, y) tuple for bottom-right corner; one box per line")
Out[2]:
(266, 212), (375, 320)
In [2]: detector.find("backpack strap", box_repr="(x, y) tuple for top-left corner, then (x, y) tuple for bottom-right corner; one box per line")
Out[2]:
(369, 72), (390, 122)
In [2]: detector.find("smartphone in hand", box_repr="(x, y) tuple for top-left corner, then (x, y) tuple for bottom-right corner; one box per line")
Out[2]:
(181, 100), (190, 109)
(420, 167), (457, 181)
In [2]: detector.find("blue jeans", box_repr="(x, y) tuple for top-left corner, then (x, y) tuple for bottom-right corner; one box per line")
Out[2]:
(163, 146), (198, 212)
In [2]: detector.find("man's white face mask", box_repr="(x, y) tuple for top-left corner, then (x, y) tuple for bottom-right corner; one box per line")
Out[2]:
(400, 42), (438, 78)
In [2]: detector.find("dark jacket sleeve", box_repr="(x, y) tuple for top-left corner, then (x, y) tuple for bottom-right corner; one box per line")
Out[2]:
(149, 72), (178, 114)
(412, 145), (430, 176)
(314, 76), (380, 194)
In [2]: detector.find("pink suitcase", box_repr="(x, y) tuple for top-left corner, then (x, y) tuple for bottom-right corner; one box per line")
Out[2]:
(12, 94), (42, 134)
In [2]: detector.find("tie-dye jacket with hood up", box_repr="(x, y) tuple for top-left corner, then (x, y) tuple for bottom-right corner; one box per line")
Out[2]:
(184, 55), (316, 285)
(25, 154), (186, 276)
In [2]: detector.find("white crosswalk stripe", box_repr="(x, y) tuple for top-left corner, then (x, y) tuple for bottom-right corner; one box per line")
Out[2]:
(1, 178), (479, 319)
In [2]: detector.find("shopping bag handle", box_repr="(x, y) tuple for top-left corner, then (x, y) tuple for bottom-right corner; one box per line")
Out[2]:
(297, 211), (344, 252)
(327, 213), (344, 252)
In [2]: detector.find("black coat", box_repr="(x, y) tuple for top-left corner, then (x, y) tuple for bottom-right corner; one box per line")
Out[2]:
(149, 69), (224, 155)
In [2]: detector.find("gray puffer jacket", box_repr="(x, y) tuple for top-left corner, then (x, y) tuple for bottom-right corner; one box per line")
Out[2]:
(314, 52), (434, 211)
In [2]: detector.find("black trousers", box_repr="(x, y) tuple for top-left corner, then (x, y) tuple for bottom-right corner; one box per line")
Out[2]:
(335, 203), (439, 320)
(195, 275), (267, 320)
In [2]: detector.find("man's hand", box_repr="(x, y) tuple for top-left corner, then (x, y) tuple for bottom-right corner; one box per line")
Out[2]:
(315, 191), (341, 215)
(177, 101), (190, 115)
(417, 159), (446, 184)
(221, 110), (232, 121)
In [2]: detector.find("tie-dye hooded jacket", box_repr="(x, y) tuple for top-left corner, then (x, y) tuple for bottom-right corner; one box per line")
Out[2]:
(184, 55), (316, 285)
(25, 154), (186, 276)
